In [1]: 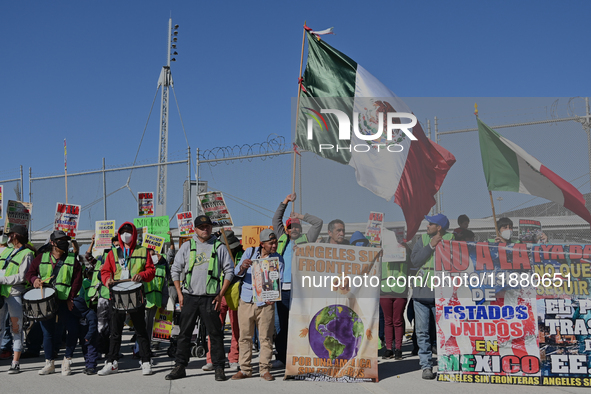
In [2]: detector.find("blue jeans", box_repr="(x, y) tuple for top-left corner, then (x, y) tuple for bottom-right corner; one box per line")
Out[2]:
(0, 296), (23, 352)
(40, 301), (79, 360)
(413, 300), (436, 370)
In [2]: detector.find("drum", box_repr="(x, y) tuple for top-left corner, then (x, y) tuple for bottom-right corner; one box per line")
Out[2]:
(22, 287), (58, 321)
(111, 281), (145, 313)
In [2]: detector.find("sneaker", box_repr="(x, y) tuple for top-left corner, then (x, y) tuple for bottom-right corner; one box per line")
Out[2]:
(215, 367), (227, 381)
(0, 350), (12, 360)
(98, 360), (118, 376)
(422, 368), (436, 380)
(39, 359), (55, 375)
(61, 357), (72, 376)
(229, 362), (240, 371)
(8, 362), (20, 374)
(142, 361), (153, 375)
(394, 350), (403, 360)
(83, 367), (98, 375)
(202, 363), (214, 371)
(382, 349), (394, 359)
(165, 364), (186, 380)
(271, 360), (284, 369)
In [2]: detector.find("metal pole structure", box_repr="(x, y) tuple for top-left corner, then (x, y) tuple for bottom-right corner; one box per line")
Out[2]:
(196, 148), (201, 215)
(19, 165), (23, 201)
(28, 167), (32, 203)
(434, 116), (441, 214)
(102, 157), (107, 220)
(583, 97), (591, 208)
(187, 147), (191, 213)
(156, 18), (175, 217)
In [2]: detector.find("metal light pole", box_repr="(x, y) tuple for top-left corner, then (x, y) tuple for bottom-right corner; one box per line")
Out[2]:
(155, 18), (178, 216)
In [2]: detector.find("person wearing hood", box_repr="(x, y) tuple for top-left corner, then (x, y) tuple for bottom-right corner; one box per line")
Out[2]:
(26, 230), (82, 376)
(98, 222), (155, 376)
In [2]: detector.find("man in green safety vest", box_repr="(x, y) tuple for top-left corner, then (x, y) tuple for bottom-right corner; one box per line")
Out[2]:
(271, 192), (322, 368)
(98, 222), (155, 376)
(25, 230), (82, 376)
(410, 214), (454, 380)
(166, 215), (235, 382)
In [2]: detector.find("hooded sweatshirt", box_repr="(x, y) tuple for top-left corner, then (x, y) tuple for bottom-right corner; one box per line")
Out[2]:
(101, 222), (155, 286)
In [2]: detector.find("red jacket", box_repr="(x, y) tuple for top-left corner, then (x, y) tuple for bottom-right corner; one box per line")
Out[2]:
(101, 221), (155, 286)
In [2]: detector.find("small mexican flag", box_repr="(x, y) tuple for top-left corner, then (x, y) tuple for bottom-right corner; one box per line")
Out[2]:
(477, 118), (591, 224)
(296, 30), (455, 241)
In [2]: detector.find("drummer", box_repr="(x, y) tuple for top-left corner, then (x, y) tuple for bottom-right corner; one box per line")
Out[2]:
(98, 222), (155, 376)
(25, 230), (82, 376)
(0, 225), (36, 374)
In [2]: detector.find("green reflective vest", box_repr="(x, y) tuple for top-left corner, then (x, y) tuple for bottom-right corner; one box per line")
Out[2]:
(419, 232), (454, 290)
(381, 260), (408, 294)
(184, 239), (223, 295)
(79, 278), (92, 306)
(277, 233), (308, 256)
(145, 262), (167, 308)
(39, 251), (76, 301)
(0, 247), (34, 297)
(113, 246), (147, 280)
(87, 248), (115, 302)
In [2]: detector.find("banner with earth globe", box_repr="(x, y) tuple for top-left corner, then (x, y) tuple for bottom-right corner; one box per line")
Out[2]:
(285, 244), (381, 382)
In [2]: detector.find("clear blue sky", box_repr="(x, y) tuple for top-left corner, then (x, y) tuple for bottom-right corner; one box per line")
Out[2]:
(1, 1), (589, 230)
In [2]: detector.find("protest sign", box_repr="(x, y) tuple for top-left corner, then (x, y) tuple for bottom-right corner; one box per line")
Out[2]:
(0, 185), (3, 220)
(93, 220), (116, 257)
(134, 216), (170, 242)
(434, 241), (591, 387)
(54, 203), (81, 239)
(142, 233), (165, 253)
(381, 228), (406, 262)
(364, 212), (383, 247)
(176, 211), (195, 236)
(519, 219), (543, 243)
(241, 226), (272, 249)
(152, 307), (173, 342)
(251, 257), (281, 302)
(138, 192), (154, 217)
(4, 200), (32, 233)
(285, 244), (380, 382)
(199, 191), (233, 226)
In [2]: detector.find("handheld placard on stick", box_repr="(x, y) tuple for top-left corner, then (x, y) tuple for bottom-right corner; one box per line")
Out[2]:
(476, 104), (500, 238)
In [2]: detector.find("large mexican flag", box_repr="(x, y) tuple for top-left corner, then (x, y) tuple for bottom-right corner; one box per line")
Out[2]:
(295, 31), (455, 241)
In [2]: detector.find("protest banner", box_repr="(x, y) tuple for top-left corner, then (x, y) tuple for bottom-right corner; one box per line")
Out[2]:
(176, 211), (195, 236)
(93, 220), (116, 257)
(285, 244), (380, 382)
(241, 226), (272, 249)
(199, 191), (233, 226)
(138, 192), (154, 217)
(4, 200), (32, 233)
(519, 219), (543, 243)
(142, 233), (165, 253)
(152, 307), (173, 342)
(54, 203), (81, 239)
(434, 241), (591, 387)
(0, 185), (3, 220)
(251, 257), (281, 302)
(364, 212), (383, 248)
(134, 216), (170, 242)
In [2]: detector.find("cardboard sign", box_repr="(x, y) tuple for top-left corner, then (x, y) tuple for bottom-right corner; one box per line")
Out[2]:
(365, 211), (383, 247)
(152, 307), (173, 342)
(93, 220), (116, 257)
(54, 203), (81, 239)
(241, 226), (273, 249)
(519, 219), (543, 243)
(134, 216), (170, 242)
(176, 211), (195, 236)
(138, 192), (154, 217)
(142, 233), (165, 253)
(199, 191), (233, 226)
(251, 257), (281, 302)
(4, 200), (32, 233)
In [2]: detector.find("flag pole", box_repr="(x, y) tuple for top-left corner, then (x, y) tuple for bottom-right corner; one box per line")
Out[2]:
(292, 21), (307, 213)
(64, 139), (68, 205)
(476, 104), (500, 237)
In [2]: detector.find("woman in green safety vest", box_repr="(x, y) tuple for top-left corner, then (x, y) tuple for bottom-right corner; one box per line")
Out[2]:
(0, 225), (36, 374)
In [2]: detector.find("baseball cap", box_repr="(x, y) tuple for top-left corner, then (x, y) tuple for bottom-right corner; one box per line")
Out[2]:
(424, 214), (450, 231)
(259, 229), (277, 243)
(50, 230), (71, 242)
(194, 215), (213, 227)
(286, 217), (301, 228)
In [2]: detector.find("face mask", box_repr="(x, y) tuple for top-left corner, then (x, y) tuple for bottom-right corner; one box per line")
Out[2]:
(56, 239), (70, 252)
(7, 238), (13, 248)
(120, 232), (133, 244)
(151, 255), (159, 264)
(501, 229), (512, 240)
(0, 235), (7, 245)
